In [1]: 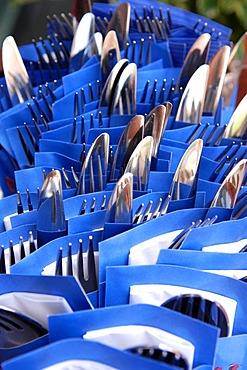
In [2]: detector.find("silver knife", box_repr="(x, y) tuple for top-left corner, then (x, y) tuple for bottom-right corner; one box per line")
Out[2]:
(2, 36), (34, 105)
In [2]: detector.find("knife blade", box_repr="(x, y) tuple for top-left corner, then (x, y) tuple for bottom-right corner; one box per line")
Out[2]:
(2, 36), (34, 105)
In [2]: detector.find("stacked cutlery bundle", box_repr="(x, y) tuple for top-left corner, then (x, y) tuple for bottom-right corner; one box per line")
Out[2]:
(0, 0), (246, 368)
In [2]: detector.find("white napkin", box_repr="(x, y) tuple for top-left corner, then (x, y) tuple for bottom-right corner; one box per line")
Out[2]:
(83, 324), (194, 369)
(129, 284), (237, 336)
(0, 292), (73, 329)
(202, 238), (247, 253)
(128, 229), (183, 265)
(43, 360), (117, 370)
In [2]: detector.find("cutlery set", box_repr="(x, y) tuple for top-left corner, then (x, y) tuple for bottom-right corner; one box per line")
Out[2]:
(0, 0), (246, 368)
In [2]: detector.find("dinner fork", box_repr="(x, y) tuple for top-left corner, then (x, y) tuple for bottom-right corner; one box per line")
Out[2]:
(55, 236), (98, 293)
(1, 231), (37, 273)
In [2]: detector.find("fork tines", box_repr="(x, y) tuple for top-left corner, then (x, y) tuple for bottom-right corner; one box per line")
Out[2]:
(133, 195), (171, 224)
(46, 13), (73, 41)
(95, 16), (108, 35)
(8, 233), (37, 270)
(78, 195), (108, 216)
(168, 222), (196, 250)
(55, 237), (98, 293)
(16, 190), (35, 214)
(168, 215), (218, 249)
(79, 236), (97, 293)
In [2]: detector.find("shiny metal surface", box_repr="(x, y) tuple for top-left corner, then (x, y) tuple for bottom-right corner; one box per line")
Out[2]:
(98, 58), (129, 112)
(105, 172), (133, 223)
(2, 36), (34, 105)
(38, 170), (62, 206)
(106, 2), (130, 48)
(82, 32), (103, 65)
(101, 30), (121, 84)
(38, 170), (66, 231)
(110, 114), (144, 180)
(70, 12), (95, 57)
(77, 133), (110, 195)
(204, 46), (231, 115)
(124, 136), (153, 191)
(110, 62), (137, 115)
(224, 93), (247, 139)
(171, 139), (203, 200)
(163, 101), (173, 123)
(175, 64), (209, 123)
(144, 104), (168, 157)
(210, 159), (247, 208)
(175, 33), (211, 91)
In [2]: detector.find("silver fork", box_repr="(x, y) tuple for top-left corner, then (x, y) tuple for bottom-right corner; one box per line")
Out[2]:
(55, 236), (98, 293)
